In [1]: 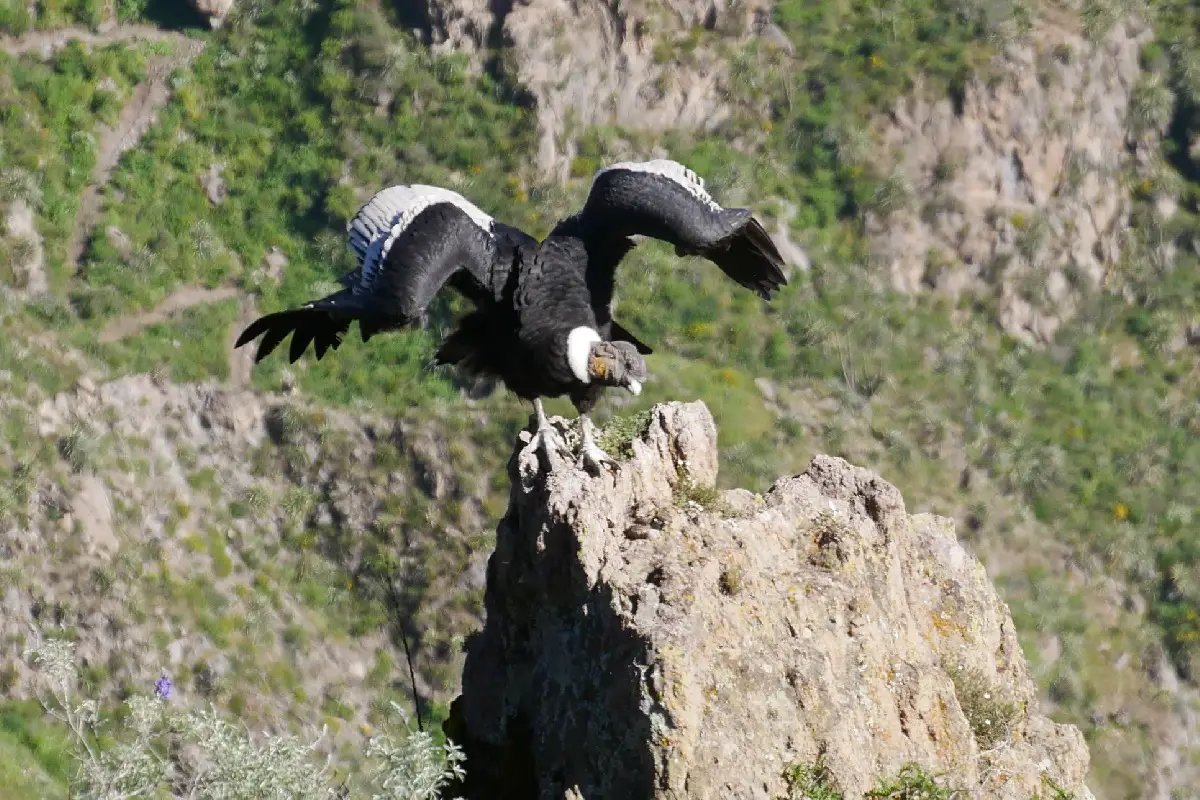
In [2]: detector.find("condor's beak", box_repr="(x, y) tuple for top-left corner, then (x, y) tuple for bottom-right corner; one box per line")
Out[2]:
(626, 379), (642, 396)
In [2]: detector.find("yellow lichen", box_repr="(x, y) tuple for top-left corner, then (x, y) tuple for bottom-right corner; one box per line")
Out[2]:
(930, 608), (965, 639)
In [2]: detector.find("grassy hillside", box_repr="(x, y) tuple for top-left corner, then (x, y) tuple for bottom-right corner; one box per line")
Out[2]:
(2, 0), (1200, 795)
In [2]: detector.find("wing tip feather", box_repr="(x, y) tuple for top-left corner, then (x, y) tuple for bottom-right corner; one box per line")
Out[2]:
(235, 314), (280, 350)
(235, 308), (334, 365)
(705, 214), (791, 301)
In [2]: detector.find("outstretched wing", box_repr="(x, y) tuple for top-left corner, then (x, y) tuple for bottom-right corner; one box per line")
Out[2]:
(565, 159), (791, 305)
(235, 184), (503, 365)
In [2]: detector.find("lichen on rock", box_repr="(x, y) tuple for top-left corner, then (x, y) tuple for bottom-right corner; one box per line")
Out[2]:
(445, 401), (1093, 799)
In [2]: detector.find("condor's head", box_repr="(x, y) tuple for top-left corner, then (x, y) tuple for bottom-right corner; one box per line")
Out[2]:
(568, 328), (648, 395)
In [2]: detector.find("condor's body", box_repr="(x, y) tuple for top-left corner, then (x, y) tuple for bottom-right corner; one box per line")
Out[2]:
(236, 159), (794, 471)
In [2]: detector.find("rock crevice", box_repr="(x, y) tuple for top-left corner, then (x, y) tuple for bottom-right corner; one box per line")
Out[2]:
(446, 401), (1093, 799)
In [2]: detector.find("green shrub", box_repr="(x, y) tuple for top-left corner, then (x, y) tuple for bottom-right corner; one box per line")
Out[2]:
(781, 755), (843, 799)
(23, 633), (466, 799)
(946, 664), (1024, 750)
(865, 763), (960, 799)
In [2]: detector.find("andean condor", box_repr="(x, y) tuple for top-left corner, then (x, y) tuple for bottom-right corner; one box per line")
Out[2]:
(235, 159), (794, 473)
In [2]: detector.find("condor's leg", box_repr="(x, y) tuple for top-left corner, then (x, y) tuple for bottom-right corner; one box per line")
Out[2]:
(576, 413), (617, 475)
(523, 398), (566, 460)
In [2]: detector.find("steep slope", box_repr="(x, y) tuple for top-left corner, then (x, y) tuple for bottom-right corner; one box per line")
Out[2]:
(2, 373), (503, 748)
(447, 401), (1093, 799)
(3, 0), (1200, 796)
(866, 14), (1156, 345)
(417, 0), (784, 180)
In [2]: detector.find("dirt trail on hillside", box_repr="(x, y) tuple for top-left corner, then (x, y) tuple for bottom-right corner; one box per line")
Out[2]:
(100, 284), (264, 390)
(6, 25), (263, 387)
(0, 24), (184, 57)
(65, 35), (206, 271)
(4, 25), (206, 273)
(99, 286), (240, 343)
(227, 293), (260, 387)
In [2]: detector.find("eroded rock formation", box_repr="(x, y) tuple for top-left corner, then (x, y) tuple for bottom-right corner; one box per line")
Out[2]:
(190, 0), (237, 28)
(867, 16), (1156, 345)
(421, 0), (773, 180)
(446, 401), (1093, 798)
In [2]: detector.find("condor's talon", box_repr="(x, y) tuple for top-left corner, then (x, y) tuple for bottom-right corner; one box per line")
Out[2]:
(521, 398), (568, 466)
(577, 442), (617, 475)
(526, 426), (566, 460)
(575, 413), (618, 475)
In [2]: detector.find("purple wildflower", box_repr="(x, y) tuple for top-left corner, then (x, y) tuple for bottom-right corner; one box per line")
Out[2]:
(154, 673), (173, 700)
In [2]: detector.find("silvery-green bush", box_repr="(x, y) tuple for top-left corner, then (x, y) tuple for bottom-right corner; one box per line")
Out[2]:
(25, 635), (465, 800)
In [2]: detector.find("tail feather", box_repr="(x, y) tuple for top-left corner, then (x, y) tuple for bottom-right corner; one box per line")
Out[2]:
(434, 329), (473, 366)
(696, 212), (789, 301)
(433, 311), (515, 390)
(434, 311), (492, 369)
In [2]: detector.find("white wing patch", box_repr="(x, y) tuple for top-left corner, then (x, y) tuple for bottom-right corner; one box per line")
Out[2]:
(593, 159), (722, 212)
(346, 184), (495, 293)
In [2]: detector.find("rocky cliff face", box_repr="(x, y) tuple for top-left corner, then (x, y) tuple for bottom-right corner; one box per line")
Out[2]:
(420, 0), (1156, 346)
(446, 401), (1093, 799)
(866, 15), (1156, 345)
(421, 0), (779, 180)
(2, 374), (495, 743)
(189, 0), (237, 28)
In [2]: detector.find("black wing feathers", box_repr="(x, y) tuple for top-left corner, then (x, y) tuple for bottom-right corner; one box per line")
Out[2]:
(358, 203), (496, 320)
(680, 211), (788, 300)
(235, 202), (497, 364)
(580, 168), (723, 248)
(573, 163), (789, 301)
(233, 291), (361, 364)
